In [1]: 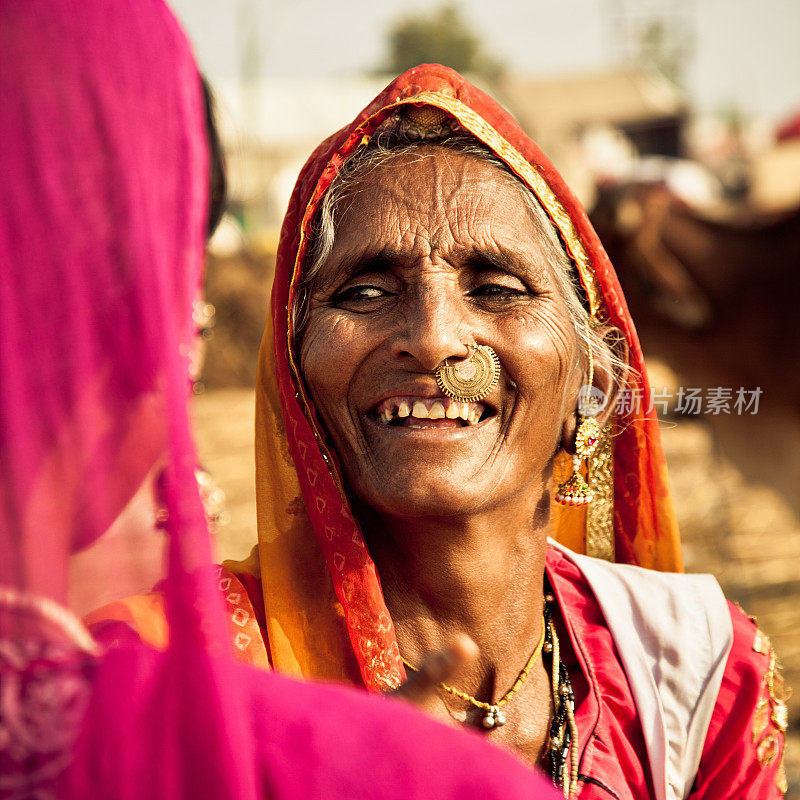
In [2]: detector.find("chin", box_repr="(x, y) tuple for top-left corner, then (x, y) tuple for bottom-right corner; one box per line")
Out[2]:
(349, 469), (503, 522)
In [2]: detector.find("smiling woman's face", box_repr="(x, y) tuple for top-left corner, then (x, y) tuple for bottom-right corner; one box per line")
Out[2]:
(299, 147), (580, 520)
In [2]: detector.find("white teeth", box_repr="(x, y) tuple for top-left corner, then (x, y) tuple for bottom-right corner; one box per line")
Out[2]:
(397, 401), (410, 418)
(380, 408), (392, 424)
(429, 401), (445, 419)
(458, 403), (469, 421)
(411, 401), (429, 419)
(468, 408), (481, 425)
(445, 401), (459, 419)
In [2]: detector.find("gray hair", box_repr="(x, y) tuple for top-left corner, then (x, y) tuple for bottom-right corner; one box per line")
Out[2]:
(292, 128), (631, 407)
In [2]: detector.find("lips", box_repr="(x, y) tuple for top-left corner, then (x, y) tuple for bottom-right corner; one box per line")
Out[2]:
(370, 396), (490, 428)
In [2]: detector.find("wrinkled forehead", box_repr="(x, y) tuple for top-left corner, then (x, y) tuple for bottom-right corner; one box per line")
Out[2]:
(328, 147), (552, 272)
(338, 146), (514, 217)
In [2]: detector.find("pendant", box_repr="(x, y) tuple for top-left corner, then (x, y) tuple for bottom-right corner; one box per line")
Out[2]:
(481, 705), (506, 729)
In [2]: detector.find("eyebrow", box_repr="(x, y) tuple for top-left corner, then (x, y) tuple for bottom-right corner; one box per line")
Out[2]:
(314, 247), (398, 294)
(322, 242), (547, 290)
(453, 245), (550, 284)
(455, 246), (522, 275)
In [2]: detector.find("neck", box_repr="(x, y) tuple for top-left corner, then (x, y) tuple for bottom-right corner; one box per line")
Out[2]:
(357, 486), (550, 695)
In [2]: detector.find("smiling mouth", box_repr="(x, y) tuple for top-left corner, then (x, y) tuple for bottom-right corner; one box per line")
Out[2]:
(369, 397), (493, 428)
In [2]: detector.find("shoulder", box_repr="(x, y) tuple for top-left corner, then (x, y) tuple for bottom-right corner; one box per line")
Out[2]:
(691, 603), (788, 798)
(547, 544), (733, 672)
(548, 542), (733, 800)
(84, 591), (169, 650)
(548, 544), (789, 798)
(84, 559), (271, 670)
(216, 560), (271, 669)
(547, 540), (729, 628)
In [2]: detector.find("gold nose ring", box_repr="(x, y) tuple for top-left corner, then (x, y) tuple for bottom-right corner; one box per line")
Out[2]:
(435, 344), (500, 403)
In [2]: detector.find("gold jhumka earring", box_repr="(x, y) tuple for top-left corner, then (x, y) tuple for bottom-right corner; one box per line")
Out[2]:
(555, 335), (601, 507)
(435, 344), (500, 403)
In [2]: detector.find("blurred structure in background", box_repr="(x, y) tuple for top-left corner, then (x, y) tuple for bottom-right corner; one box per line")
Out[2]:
(173, 1), (800, 790)
(606, 0), (694, 86)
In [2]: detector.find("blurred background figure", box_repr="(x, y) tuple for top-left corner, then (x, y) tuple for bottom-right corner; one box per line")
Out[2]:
(167, 0), (800, 792)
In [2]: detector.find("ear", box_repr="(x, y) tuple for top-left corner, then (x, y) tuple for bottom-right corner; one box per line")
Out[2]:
(560, 325), (629, 454)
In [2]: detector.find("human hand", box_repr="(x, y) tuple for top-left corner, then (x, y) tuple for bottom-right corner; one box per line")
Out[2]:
(392, 633), (479, 707)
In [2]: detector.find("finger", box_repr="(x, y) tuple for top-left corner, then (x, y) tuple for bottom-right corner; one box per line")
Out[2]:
(394, 633), (479, 705)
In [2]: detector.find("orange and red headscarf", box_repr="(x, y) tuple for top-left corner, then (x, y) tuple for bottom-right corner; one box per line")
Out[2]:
(251, 65), (682, 693)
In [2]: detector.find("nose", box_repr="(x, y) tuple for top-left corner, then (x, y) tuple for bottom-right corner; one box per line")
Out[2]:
(391, 283), (471, 371)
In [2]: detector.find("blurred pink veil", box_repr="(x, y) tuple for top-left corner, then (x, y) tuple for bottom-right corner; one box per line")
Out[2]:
(0, 1), (557, 798)
(0, 0), (260, 795)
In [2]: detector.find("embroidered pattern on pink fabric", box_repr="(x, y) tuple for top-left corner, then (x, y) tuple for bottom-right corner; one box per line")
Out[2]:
(0, 637), (97, 799)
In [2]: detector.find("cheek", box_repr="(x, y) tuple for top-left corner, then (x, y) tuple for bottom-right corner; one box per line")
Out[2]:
(299, 312), (364, 416)
(499, 309), (576, 398)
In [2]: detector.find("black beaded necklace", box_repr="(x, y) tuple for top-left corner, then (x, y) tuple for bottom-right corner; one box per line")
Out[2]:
(544, 591), (579, 797)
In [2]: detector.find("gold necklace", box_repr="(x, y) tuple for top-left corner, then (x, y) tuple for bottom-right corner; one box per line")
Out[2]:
(401, 615), (546, 729)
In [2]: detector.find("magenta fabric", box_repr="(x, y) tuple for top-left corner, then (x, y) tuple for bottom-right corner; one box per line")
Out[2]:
(0, 0), (211, 605)
(68, 637), (553, 800)
(0, 1), (558, 798)
(0, 0), (241, 794)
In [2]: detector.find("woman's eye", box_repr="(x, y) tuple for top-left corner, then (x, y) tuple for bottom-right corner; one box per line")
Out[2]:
(333, 285), (388, 303)
(470, 283), (528, 298)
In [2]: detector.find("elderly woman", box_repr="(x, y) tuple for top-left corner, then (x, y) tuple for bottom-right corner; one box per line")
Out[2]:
(218, 66), (789, 799)
(103, 66), (787, 798)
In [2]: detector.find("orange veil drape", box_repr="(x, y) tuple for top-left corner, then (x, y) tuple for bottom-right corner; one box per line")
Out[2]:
(246, 65), (682, 693)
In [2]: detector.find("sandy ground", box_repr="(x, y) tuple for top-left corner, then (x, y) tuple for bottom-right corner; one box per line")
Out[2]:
(192, 387), (258, 563)
(193, 385), (800, 792)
